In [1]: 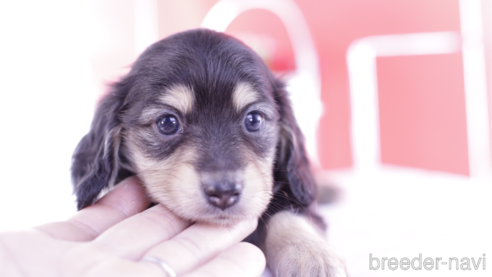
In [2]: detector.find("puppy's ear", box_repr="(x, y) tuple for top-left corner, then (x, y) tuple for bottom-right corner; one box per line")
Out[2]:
(71, 84), (127, 210)
(273, 79), (316, 207)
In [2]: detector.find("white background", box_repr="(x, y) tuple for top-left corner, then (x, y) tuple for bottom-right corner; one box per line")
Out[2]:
(0, 1), (103, 231)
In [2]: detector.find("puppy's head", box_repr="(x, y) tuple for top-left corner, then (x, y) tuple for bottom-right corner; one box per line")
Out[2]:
(72, 29), (315, 225)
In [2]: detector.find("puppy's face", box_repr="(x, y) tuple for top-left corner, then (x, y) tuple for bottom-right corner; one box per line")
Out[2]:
(72, 29), (316, 226)
(123, 82), (279, 224)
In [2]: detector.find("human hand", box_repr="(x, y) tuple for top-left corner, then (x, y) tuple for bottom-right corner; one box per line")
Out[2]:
(0, 177), (265, 277)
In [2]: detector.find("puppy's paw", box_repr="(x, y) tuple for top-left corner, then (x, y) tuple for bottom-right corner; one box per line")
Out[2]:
(271, 238), (347, 277)
(265, 211), (347, 277)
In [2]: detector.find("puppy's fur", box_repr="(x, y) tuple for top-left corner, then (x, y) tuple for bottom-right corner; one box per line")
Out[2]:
(72, 29), (346, 276)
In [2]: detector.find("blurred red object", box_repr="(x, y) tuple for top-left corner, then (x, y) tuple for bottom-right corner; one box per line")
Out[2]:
(93, 0), (491, 176)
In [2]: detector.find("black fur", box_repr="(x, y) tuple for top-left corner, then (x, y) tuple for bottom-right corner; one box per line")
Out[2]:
(71, 82), (127, 210)
(272, 79), (317, 207)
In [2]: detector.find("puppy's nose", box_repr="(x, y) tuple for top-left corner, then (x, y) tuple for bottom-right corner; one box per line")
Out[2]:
(203, 182), (243, 210)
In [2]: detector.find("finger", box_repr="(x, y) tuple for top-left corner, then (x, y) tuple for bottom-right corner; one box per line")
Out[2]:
(92, 204), (191, 259)
(62, 220), (258, 277)
(142, 218), (258, 276)
(59, 204), (189, 276)
(182, 242), (266, 277)
(36, 176), (150, 241)
(76, 243), (265, 277)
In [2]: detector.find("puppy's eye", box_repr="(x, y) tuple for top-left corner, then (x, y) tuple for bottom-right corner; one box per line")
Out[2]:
(157, 115), (180, 135)
(244, 112), (263, 132)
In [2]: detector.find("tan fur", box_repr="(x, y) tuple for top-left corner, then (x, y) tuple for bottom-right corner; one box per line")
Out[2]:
(126, 136), (203, 220)
(240, 150), (275, 221)
(159, 84), (195, 114)
(232, 83), (260, 111)
(138, 107), (168, 123)
(125, 133), (275, 225)
(265, 211), (347, 277)
(105, 126), (122, 190)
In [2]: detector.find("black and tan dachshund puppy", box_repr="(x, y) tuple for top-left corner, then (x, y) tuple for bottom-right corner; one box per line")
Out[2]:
(72, 29), (346, 277)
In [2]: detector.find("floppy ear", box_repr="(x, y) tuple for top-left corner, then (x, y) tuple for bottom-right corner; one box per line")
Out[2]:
(273, 79), (316, 207)
(71, 85), (127, 210)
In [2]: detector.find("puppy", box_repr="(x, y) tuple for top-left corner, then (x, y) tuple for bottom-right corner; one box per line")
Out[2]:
(72, 29), (346, 277)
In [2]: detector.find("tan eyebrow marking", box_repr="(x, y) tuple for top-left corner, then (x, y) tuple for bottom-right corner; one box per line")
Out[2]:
(232, 83), (260, 111)
(159, 84), (195, 114)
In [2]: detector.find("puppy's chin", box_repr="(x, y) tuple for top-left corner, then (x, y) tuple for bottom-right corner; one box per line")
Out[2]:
(193, 213), (254, 227)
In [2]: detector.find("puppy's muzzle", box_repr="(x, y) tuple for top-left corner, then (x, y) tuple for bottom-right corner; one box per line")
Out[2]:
(203, 181), (243, 210)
